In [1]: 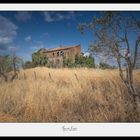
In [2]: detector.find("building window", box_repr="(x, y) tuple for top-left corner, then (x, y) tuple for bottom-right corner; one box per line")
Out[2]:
(53, 52), (55, 56)
(60, 51), (64, 56)
(57, 52), (59, 56)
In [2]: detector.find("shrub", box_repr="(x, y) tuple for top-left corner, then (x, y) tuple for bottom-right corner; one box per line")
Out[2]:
(63, 55), (95, 68)
(23, 61), (35, 69)
(99, 62), (114, 69)
(32, 52), (48, 67)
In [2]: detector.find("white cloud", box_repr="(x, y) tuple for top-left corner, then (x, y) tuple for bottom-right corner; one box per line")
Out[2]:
(84, 52), (90, 57)
(0, 37), (13, 44)
(25, 36), (31, 42)
(15, 12), (31, 22)
(0, 15), (18, 51)
(43, 11), (75, 22)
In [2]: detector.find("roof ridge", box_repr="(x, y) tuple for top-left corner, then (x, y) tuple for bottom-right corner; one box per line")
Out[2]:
(47, 45), (80, 51)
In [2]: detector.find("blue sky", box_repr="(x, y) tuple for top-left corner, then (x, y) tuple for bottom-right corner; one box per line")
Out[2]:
(0, 11), (140, 64)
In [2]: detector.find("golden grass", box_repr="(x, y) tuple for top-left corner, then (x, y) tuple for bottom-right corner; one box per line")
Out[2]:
(0, 67), (140, 122)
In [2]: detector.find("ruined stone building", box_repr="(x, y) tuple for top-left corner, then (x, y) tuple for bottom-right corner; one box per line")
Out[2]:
(37, 45), (82, 67)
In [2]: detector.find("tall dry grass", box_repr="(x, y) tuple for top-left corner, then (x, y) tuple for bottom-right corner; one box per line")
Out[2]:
(0, 67), (140, 122)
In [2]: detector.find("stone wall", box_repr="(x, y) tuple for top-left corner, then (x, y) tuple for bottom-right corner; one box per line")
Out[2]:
(37, 45), (81, 67)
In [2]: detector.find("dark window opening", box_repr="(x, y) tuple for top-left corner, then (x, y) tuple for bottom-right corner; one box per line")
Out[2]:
(57, 52), (59, 56)
(53, 52), (55, 56)
(60, 51), (64, 56)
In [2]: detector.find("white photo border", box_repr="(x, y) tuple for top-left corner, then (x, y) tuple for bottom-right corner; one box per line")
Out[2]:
(0, 4), (140, 136)
(0, 4), (140, 11)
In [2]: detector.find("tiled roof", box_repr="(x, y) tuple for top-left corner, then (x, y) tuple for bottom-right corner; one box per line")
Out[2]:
(46, 45), (80, 52)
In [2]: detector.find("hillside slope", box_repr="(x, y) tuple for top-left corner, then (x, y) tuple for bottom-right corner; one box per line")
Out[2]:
(0, 67), (140, 122)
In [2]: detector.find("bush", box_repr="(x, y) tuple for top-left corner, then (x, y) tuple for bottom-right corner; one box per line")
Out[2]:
(63, 58), (74, 68)
(32, 52), (48, 67)
(99, 62), (114, 69)
(23, 61), (35, 69)
(0, 55), (13, 73)
(63, 55), (95, 68)
(75, 55), (95, 68)
(0, 55), (23, 81)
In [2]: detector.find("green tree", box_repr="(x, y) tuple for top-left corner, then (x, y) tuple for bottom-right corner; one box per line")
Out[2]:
(75, 55), (95, 68)
(63, 57), (74, 68)
(63, 55), (95, 68)
(99, 62), (112, 69)
(40, 55), (48, 66)
(85, 55), (95, 68)
(0, 55), (12, 81)
(23, 61), (35, 69)
(32, 52), (48, 67)
(0, 55), (22, 82)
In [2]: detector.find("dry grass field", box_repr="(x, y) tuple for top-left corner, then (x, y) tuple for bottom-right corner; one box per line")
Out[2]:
(0, 67), (140, 122)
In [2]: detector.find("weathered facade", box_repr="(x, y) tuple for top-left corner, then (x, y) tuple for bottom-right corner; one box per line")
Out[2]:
(37, 45), (82, 67)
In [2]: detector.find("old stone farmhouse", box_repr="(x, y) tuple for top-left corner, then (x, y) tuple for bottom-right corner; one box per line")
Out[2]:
(36, 45), (82, 67)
